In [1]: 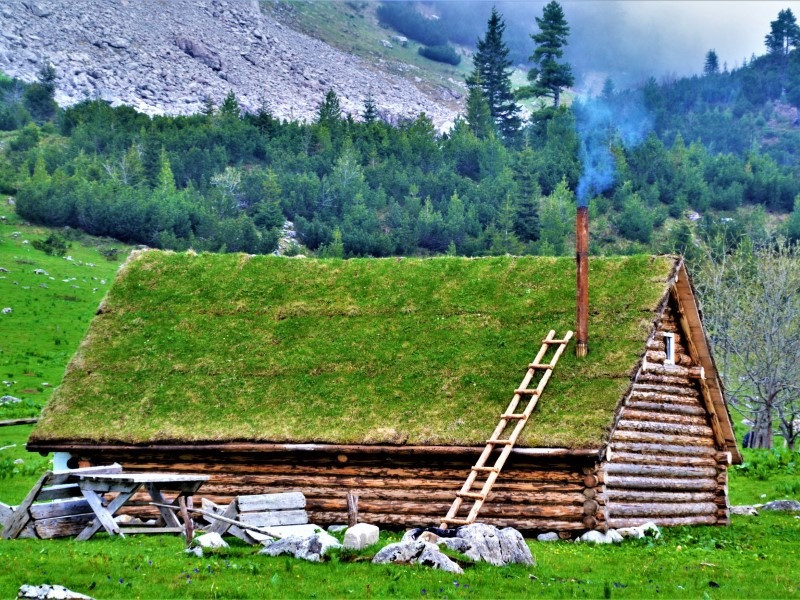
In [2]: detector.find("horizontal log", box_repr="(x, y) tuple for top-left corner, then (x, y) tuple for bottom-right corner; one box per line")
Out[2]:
(583, 499), (599, 515)
(632, 382), (699, 398)
(622, 409), (708, 427)
(239, 509), (308, 527)
(27, 441), (600, 459)
(33, 514), (95, 539)
(237, 492), (306, 512)
(636, 373), (695, 387)
(645, 351), (692, 367)
(605, 475), (717, 491)
(29, 499), (92, 520)
(0, 418), (39, 427)
(642, 363), (703, 379)
(629, 391), (702, 406)
(306, 510), (587, 532)
(114, 461), (585, 484)
(607, 502), (717, 518)
(604, 489), (717, 503)
(617, 419), (713, 438)
(304, 498), (586, 519)
(198, 478), (586, 496)
(609, 442), (716, 457)
(625, 401), (706, 417)
(607, 515), (717, 528)
(604, 463), (717, 478)
(612, 430), (715, 447)
(298, 486), (586, 506)
(607, 451), (717, 467)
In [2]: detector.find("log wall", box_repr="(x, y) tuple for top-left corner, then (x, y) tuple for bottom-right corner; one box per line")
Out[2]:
(601, 299), (730, 529)
(71, 448), (598, 534)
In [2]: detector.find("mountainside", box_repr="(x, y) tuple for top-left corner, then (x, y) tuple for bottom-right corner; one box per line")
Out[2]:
(0, 0), (459, 128)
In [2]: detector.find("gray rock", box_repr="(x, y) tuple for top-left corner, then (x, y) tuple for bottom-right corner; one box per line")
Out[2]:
(456, 523), (534, 566)
(762, 500), (800, 512)
(327, 524), (347, 533)
(730, 505), (760, 516)
(537, 532), (559, 542)
(416, 543), (463, 574)
(18, 584), (92, 599)
(372, 540), (462, 574)
(22, 2), (52, 17)
(1, 395), (21, 404)
(343, 523), (379, 550)
(2, 307), (11, 315)
(185, 546), (203, 557)
(194, 532), (228, 549)
(259, 532), (341, 562)
(438, 537), (471, 553)
(176, 37), (222, 71)
(577, 530), (624, 544)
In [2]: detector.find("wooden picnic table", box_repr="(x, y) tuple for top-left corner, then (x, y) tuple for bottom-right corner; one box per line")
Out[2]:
(70, 472), (209, 541)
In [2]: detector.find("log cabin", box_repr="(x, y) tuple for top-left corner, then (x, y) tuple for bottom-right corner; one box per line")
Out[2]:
(27, 249), (740, 536)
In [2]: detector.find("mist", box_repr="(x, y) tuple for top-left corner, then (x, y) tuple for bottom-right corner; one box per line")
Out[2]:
(432, 1), (800, 90)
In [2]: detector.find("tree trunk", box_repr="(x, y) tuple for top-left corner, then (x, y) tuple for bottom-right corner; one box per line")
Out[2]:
(751, 409), (773, 449)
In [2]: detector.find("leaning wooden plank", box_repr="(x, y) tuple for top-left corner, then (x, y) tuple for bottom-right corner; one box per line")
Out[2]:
(204, 499), (239, 536)
(151, 502), (285, 540)
(146, 484), (182, 528)
(30, 499), (92, 520)
(0, 501), (12, 525)
(237, 492), (306, 513)
(0, 418), (38, 427)
(2, 470), (52, 539)
(202, 499), (257, 544)
(34, 514), (96, 539)
(36, 484), (83, 503)
(78, 489), (122, 539)
(238, 509), (308, 527)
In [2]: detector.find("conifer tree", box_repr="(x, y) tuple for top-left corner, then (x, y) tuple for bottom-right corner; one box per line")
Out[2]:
(468, 8), (520, 140)
(464, 73), (494, 140)
(765, 8), (800, 57)
(527, 1), (574, 108)
(317, 89), (342, 125)
(704, 49), (720, 74)
(362, 91), (378, 124)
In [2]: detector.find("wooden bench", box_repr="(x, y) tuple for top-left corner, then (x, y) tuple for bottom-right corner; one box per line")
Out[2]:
(1, 464), (122, 539)
(203, 492), (309, 544)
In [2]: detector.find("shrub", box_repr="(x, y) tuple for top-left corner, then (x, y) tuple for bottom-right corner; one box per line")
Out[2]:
(32, 232), (70, 256)
(418, 45), (461, 66)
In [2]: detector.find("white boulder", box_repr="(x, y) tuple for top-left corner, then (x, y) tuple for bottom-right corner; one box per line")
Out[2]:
(343, 523), (379, 550)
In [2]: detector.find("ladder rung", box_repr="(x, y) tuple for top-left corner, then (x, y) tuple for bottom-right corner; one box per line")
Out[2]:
(528, 363), (553, 370)
(441, 518), (470, 526)
(543, 338), (570, 344)
(514, 389), (539, 395)
(456, 491), (485, 500)
(472, 466), (500, 473)
(487, 439), (512, 445)
(501, 413), (527, 420)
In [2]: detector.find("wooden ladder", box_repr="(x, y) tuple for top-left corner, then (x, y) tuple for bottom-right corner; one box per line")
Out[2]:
(440, 329), (573, 529)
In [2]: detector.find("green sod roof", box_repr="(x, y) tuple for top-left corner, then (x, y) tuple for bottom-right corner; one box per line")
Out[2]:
(31, 252), (677, 449)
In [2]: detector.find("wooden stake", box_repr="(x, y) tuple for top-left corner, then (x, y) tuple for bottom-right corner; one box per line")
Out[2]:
(347, 492), (359, 527)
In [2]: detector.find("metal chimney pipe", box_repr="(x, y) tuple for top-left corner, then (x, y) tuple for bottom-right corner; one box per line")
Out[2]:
(576, 206), (589, 357)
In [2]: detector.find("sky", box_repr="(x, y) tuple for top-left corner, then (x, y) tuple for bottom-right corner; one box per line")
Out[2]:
(448, 0), (800, 90)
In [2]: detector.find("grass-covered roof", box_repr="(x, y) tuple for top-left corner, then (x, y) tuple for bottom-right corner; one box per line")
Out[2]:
(31, 252), (677, 448)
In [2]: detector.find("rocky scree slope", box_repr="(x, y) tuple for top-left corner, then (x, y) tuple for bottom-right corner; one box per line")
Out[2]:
(0, 0), (458, 128)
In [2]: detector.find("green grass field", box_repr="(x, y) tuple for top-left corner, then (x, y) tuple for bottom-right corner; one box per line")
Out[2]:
(0, 203), (130, 421)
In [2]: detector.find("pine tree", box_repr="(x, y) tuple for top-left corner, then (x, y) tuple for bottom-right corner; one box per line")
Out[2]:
(362, 91), (378, 124)
(156, 148), (176, 194)
(765, 8), (800, 57)
(704, 49), (720, 74)
(601, 77), (615, 99)
(468, 8), (520, 140)
(464, 73), (494, 140)
(317, 89), (342, 125)
(514, 146), (541, 242)
(527, 1), (574, 109)
(219, 91), (241, 119)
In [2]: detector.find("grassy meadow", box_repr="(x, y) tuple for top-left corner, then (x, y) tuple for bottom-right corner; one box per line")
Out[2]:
(0, 205), (798, 598)
(0, 202), (130, 421)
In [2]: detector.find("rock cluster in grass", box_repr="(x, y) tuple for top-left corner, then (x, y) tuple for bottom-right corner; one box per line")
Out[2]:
(259, 531), (342, 562)
(378, 523), (534, 572)
(17, 584), (93, 600)
(576, 522), (661, 544)
(1, 395), (22, 404)
(0, 0), (458, 129)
